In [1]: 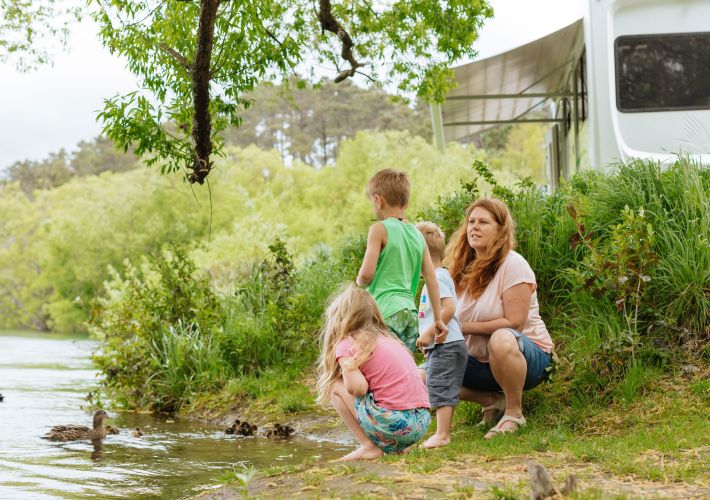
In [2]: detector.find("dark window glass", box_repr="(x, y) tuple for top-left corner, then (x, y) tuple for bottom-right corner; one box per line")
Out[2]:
(615, 32), (710, 112)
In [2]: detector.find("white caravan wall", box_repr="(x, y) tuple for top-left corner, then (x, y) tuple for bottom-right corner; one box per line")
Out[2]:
(587, 0), (710, 168)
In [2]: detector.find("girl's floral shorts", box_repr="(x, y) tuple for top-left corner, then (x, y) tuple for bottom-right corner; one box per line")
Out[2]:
(355, 392), (431, 453)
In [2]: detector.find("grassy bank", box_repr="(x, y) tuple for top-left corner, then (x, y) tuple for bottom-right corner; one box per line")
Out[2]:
(89, 157), (708, 427)
(202, 367), (709, 498)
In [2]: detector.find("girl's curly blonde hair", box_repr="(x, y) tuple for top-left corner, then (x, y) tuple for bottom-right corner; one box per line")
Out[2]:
(316, 283), (393, 407)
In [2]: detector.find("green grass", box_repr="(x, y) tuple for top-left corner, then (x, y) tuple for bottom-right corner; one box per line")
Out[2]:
(402, 374), (710, 484)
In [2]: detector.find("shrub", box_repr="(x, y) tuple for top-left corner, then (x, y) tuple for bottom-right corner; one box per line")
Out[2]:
(90, 244), (222, 411)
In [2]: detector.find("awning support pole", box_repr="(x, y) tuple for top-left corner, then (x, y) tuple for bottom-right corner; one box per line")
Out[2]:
(430, 103), (445, 152)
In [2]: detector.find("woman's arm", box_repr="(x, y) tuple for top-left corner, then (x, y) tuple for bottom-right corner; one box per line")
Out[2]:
(339, 358), (369, 397)
(460, 282), (533, 336)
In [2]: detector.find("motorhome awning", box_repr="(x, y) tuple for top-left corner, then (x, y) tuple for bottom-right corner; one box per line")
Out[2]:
(441, 19), (584, 143)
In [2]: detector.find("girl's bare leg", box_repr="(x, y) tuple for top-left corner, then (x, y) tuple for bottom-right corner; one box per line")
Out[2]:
(330, 381), (383, 461)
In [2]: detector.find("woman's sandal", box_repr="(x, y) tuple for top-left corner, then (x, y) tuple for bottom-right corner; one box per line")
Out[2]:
(481, 395), (506, 426)
(484, 414), (526, 439)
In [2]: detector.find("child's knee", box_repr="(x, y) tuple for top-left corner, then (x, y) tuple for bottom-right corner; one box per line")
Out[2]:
(330, 379), (346, 402)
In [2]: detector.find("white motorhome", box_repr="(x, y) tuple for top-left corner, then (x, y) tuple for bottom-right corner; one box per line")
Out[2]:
(433, 0), (710, 185)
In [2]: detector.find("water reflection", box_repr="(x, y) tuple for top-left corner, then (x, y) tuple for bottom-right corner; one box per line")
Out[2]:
(0, 332), (345, 498)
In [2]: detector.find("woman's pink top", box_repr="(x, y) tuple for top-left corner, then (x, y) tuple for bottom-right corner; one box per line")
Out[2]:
(458, 251), (554, 362)
(336, 334), (430, 410)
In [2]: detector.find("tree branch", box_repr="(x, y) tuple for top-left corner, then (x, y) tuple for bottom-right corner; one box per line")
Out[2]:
(317, 0), (363, 83)
(158, 43), (191, 71)
(355, 69), (377, 84)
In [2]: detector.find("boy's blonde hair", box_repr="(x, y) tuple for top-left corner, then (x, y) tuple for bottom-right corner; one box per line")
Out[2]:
(365, 169), (410, 208)
(416, 221), (446, 261)
(316, 283), (393, 407)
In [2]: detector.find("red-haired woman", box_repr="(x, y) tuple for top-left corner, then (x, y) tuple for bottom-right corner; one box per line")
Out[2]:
(446, 198), (553, 438)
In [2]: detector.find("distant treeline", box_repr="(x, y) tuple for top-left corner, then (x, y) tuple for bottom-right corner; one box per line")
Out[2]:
(2, 81), (431, 196)
(0, 131), (483, 333)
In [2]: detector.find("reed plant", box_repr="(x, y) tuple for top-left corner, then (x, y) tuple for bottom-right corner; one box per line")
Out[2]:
(148, 320), (230, 413)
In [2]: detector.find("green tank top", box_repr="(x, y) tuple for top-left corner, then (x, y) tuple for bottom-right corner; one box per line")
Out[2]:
(366, 218), (425, 319)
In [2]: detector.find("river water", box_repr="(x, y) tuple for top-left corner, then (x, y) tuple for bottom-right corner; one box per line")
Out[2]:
(0, 331), (343, 499)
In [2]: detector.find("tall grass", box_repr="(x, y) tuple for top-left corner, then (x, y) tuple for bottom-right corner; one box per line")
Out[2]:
(425, 157), (708, 405)
(583, 159), (709, 336)
(149, 321), (230, 413)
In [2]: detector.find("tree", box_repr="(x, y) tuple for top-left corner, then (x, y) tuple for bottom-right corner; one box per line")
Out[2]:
(3, 136), (138, 196)
(6, 150), (73, 196)
(222, 79), (431, 168)
(0, 0), (81, 69)
(92, 0), (493, 184)
(71, 136), (138, 176)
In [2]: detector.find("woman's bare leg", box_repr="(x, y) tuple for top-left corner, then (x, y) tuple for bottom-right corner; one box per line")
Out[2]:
(330, 381), (383, 460)
(486, 329), (527, 433)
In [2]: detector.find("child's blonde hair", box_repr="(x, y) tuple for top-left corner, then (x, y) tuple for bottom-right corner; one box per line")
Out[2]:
(316, 283), (392, 407)
(365, 169), (410, 208)
(416, 221), (446, 261)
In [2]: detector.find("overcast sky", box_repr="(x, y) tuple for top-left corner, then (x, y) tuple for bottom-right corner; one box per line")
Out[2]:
(0, 0), (583, 171)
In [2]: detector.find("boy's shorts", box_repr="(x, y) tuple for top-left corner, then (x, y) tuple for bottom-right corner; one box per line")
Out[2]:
(355, 392), (431, 453)
(384, 309), (419, 352)
(462, 329), (552, 392)
(423, 340), (468, 408)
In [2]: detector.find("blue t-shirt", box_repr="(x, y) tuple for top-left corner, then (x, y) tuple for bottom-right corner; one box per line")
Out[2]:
(417, 267), (464, 348)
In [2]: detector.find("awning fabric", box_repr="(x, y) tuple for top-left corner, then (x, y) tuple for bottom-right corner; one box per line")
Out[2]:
(442, 19), (584, 142)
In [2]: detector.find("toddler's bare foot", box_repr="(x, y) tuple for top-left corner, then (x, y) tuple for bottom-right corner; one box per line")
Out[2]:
(338, 445), (383, 461)
(422, 434), (450, 448)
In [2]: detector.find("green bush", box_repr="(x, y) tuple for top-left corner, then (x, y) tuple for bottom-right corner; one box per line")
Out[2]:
(218, 239), (351, 376)
(90, 244), (222, 411)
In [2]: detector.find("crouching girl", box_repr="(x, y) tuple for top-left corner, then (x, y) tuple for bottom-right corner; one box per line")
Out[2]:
(317, 284), (431, 461)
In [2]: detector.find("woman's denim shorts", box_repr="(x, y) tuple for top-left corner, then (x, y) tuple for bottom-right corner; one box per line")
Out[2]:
(462, 329), (552, 392)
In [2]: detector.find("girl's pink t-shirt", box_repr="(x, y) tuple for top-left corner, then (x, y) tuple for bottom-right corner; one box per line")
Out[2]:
(458, 251), (554, 362)
(335, 334), (430, 411)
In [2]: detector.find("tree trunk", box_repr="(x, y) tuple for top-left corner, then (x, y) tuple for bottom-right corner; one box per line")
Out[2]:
(189, 0), (220, 184)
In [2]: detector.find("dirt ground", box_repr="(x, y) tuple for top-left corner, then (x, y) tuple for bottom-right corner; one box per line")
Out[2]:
(197, 445), (710, 499)
(191, 396), (710, 498)
(198, 453), (710, 498)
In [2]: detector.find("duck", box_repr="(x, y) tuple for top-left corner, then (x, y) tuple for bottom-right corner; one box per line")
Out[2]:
(0, 393), (4, 402)
(43, 410), (110, 442)
(264, 422), (295, 439)
(225, 419), (257, 437)
(131, 427), (144, 438)
(106, 425), (120, 435)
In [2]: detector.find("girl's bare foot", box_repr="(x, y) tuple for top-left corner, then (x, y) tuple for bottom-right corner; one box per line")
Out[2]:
(422, 434), (450, 448)
(338, 445), (383, 461)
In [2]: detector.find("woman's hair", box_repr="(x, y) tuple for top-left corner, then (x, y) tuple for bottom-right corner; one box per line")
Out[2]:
(445, 198), (515, 298)
(315, 283), (391, 407)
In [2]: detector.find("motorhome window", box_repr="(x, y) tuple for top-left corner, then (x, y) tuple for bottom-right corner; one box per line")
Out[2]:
(615, 32), (710, 112)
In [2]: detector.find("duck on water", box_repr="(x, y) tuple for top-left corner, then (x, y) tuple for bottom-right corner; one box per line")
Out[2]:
(42, 410), (110, 442)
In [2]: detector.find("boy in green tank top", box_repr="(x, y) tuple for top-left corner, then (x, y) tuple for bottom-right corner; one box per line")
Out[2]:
(356, 169), (448, 352)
